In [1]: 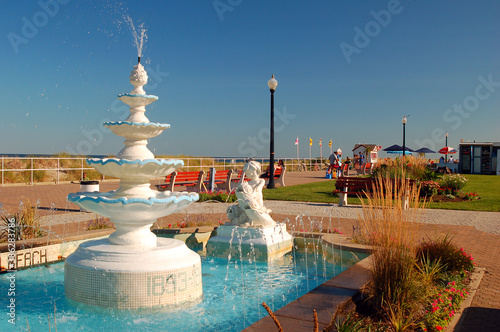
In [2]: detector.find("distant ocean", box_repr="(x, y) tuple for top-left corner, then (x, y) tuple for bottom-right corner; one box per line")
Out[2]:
(0, 154), (109, 158)
(0, 154), (274, 163)
(213, 157), (272, 164)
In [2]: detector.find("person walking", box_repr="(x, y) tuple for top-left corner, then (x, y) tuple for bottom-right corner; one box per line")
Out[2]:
(358, 152), (364, 168)
(327, 151), (338, 175)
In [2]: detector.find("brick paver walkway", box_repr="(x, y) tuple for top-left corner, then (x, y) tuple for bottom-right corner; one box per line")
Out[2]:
(1, 171), (498, 331)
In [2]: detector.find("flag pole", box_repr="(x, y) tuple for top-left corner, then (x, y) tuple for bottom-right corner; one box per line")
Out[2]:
(309, 137), (312, 170)
(320, 139), (323, 165)
(296, 136), (299, 161)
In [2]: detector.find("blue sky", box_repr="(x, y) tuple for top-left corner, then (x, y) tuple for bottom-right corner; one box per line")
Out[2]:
(1, 0), (499, 159)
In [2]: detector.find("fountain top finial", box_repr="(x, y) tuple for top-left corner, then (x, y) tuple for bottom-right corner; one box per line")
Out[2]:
(129, 62), (148, 95)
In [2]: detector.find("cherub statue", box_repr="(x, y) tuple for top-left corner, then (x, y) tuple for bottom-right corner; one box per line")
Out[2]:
(226, 160), (276, 228)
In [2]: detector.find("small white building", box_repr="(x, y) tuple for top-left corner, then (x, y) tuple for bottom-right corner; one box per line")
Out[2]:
(352, 144), (381, 164)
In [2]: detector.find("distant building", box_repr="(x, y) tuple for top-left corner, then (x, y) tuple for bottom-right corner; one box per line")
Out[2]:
(459, 141), (500, 175)
(352, 144), (381, 164)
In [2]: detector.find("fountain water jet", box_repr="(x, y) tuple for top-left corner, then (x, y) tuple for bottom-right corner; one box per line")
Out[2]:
(124, 15), (147, 58)
(65, 59), (202, 309)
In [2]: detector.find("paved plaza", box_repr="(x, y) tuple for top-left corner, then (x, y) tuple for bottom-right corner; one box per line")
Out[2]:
(1, 171), (499, 331)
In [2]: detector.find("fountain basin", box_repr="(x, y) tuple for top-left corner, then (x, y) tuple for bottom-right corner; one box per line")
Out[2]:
(67, 190), (199, 247)
(4, 243), (367, 331)
(68, 190), (198, 220)
(117, 93), (158, 107)
(65, 237), (202, 308)
(86, 158), (183, 180)
(104, 121), (170, 140)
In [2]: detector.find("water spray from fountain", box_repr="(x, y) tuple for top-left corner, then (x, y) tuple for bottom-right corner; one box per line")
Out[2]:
(124, 15), (147, 64)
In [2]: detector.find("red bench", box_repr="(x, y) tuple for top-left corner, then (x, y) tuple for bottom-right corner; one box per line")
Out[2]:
(333, 176), (415, 207)
(231, 167), (287, 187)
(231, 169), (249, 182)
(340, 163), (350, 176)
(363, 163), (373, 175)
(203, 169), (233, 191)
(264, 167), (286, 187)
(155, 171), (205, 192)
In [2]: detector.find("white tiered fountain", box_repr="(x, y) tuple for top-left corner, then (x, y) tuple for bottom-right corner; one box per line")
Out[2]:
(66, 57), (202, 309)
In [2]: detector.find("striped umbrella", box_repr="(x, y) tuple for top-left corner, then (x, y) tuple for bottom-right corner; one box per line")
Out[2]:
(438, 147), (457, 155)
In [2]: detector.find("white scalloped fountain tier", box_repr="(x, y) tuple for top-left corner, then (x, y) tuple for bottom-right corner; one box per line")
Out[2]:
(66, 58), (202, 309)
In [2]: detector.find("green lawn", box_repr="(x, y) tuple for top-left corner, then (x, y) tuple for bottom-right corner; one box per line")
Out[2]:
(263, 174), (500, 212)
(426, 174), (500, 211)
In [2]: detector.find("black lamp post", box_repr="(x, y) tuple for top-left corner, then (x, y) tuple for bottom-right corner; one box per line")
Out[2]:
(402, 116), (407, 157)
(267, 75), (278, 189)
(445, 132), (448, 163)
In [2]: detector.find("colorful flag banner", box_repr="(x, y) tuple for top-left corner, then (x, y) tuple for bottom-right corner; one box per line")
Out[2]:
(294, 137), (298, 145)
(319, 139), (322, 147)
(329, 140), (332, 147)
(309, 137), (313, 146)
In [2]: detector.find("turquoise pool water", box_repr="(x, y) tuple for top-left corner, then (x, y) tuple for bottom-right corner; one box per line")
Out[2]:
(1, 248), (365, 331)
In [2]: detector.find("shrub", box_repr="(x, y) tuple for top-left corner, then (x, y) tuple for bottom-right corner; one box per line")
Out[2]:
(439, 174), (468, 194)
(32, 169), (47, 182)
(416, 234), (475, 274)
(26, 160), (48, 183)
(371, 155), (431, 181)
(86, 216), (113, 230)
(421, 168), (439, 181)
(0, 198), (45, 241)
(197, 190), (237, 203)
(416, 255), (446, 287)
(214, 192), (229, 202)
(464, 192), (480, 200)
(198, 192), (212, 202)
(153, 214), (222, 229)
(420, 180), (440, 198)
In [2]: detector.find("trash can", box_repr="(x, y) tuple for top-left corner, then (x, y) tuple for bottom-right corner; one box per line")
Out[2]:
(80, 180), (99, 192)
(79, 180), (99, 212)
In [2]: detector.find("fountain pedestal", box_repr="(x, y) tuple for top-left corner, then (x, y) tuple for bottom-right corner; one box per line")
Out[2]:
(206, 161), (293, 261)
(65, 238), (202, 308)
(206, 224), (293, 261)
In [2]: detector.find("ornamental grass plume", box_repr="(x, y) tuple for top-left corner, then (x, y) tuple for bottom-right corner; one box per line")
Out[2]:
(357, 171), (426, 331)
(262, 302), (283, 332)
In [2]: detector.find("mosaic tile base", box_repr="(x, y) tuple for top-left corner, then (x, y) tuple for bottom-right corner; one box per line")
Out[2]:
(65, 237), (202, 308)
